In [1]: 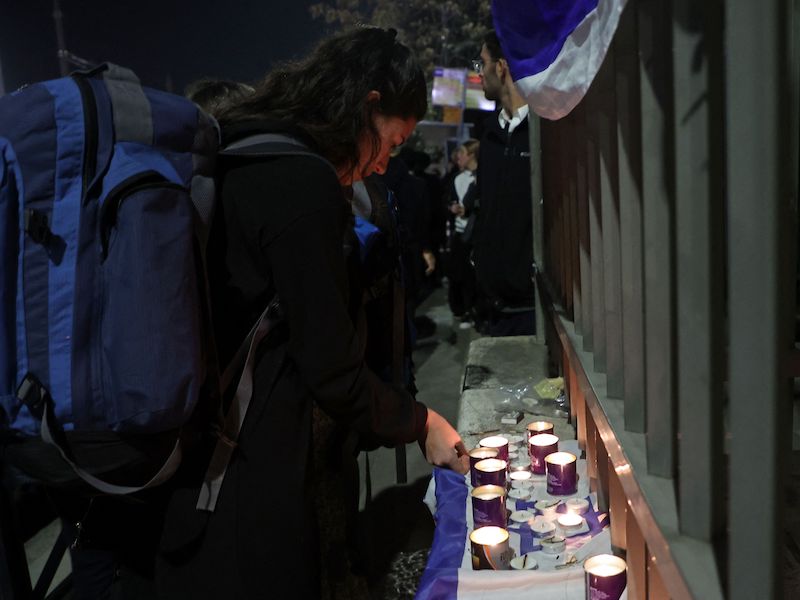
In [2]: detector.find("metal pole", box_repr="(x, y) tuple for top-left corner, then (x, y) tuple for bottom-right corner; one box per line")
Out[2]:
(530, 115), (546, 344)
(615, 0), (646, 433)
(639, 0), (677, 479)
(0, 51), (6, 96)
(727, 0), (794, 596)
(53, 0), (69, 76)
(596, 45), (624, 399)
(673, 0), (725, 545)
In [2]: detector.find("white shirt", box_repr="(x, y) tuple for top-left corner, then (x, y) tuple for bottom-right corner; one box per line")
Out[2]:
(351, 180), (371, 219)
(453, 170), (475, 233)
(498, 104), (530, 134)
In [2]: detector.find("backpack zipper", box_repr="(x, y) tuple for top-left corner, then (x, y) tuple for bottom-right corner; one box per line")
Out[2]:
(72, 75), (98, 202)
(99, 171), (186, 258)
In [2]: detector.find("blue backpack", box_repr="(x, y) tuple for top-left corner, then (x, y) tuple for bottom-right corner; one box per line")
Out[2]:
(0, 66), (395, 507)
(0, 64), (220, 494)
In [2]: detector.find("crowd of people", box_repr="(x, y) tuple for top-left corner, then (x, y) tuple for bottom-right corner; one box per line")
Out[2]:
(4, 26), (537, 600)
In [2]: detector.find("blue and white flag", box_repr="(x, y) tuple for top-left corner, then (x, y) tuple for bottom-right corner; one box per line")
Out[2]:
(416, 442), (621, 599)
(491, 0), (627, 120)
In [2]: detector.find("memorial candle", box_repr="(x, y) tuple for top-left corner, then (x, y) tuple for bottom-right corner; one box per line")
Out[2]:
(584, 554), (627, 600)
(469, 526), (512, 570)
(566, 497), (590, 515)
(471, 485), (507, 528)
(473, 458), (507, 487)
(510, 553), (538, 570)
(479, 435), (510, 463)
(530, 517), (556, 537)
(468, 447), (499, 487)
(545, 451), (578, 495)
(526, 420), (555, 446)
(529, 433), (559, 475)
(509, 467), (533, 490)
(557, 512), (584, 532)
(508, 466), (532, 482)
(534, 499), (560, 521)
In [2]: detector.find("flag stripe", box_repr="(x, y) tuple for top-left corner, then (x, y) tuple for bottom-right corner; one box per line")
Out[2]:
(492, 0), (627, 120)
(416, 468), (468, 599)
(492, 0), (599, 77)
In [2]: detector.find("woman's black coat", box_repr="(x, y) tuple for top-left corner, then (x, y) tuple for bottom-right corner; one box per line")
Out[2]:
(157, 121), (427, 599)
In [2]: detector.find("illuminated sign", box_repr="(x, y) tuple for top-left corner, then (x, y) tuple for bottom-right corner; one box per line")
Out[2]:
(432, 67), (465, 107)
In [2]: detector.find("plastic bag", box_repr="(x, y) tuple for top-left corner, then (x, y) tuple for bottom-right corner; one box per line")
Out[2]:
(491, 377), (569, 419)
(534, 377), (564, 400)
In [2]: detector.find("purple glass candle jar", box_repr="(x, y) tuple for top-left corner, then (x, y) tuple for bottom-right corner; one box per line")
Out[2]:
(526, 420), (555, 448)
(584, 554), (627, 600)
(473, 458), (507, 488)
(545, 451), (578, 495)
(469, 526), (512, 570)
(469, 447), (499, 487)
(529, 433), (559, 475)
(471, 485), (507, 528)
(479, 435), (509, 463)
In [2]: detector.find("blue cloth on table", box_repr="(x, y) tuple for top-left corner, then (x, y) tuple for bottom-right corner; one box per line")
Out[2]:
(515, 497), (536, 511)
(416, 468), (468, 600)
(508, 496), (605, 554)
(507, 522), (540, 554)
(416, 476), (608, 599)
(555, 498), (606, 538)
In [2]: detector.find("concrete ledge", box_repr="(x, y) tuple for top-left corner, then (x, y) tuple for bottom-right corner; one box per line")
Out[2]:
(462, 335), (549, 391)
(457, 336), (572, 448)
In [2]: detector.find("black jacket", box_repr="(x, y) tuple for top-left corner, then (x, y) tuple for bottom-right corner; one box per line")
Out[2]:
(158, 120), (427, 599)
(473, 111), (535, 308)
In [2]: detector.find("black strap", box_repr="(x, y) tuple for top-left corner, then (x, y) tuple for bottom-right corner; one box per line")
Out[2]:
(391, 271), (408, 485)
(196, 302), (280, 511)
(23, 209), (52, 247)
(220, 133), (338, 178)
(194, 133), (338, 511)
(16, 373), (48, 421)
(31, 525), (71, 600)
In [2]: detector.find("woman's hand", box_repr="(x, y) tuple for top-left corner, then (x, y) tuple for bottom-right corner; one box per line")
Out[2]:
(449, 203), (465, 216)
(419, 408), (469, 474)
(422, 250), (436, 275)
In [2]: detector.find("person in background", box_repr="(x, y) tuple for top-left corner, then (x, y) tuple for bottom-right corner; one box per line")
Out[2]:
(446, 139), (479, 329)
(382, 152), (435, 300)
(380, 152), (441, 342)
(184, 78), (255, 116)
(157, 27), (468, 600)
(472, 30), (536, 336)
(399, 147), (447, 291)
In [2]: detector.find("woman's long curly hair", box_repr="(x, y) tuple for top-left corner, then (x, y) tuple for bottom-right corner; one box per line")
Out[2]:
(216, 27), (428, 181)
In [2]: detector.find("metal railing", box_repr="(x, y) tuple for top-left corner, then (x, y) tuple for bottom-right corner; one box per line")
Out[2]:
(530, 0), (797, 597)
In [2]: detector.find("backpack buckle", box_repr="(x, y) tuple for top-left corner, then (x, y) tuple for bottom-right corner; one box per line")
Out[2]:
(24, 209), (53, 246)
(16, 373), (49, 420)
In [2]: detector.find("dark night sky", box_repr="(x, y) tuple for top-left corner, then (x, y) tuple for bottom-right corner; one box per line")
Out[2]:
(0, 1), (329, 93)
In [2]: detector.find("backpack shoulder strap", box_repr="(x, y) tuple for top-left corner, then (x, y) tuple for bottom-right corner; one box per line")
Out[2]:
(196, 298), (281, 511)
(221, 133), (338, 177)
(196, 133), (339, 512)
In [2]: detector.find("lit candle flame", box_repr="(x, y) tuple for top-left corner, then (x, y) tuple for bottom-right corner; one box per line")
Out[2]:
(584, 554), (627, 577)
(557, 513), (583, 529)
(527, 420), (554, 433)
(529, 433), (559, 447)
(469, 526), (509, 545)
(545, 451), (577, 466)
(479, 435), (509, 449)
(471, 485), (505, 500)
(474, 458), (507, 473)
